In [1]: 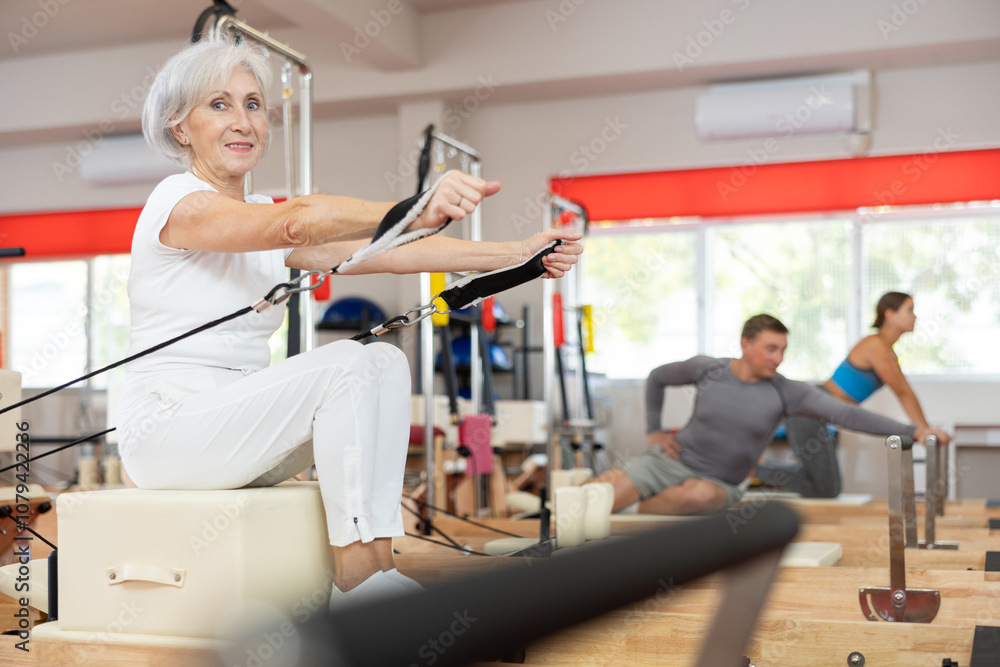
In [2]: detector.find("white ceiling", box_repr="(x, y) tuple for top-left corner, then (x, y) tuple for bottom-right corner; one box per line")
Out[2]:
(3, 0), (999, 149)
(0, 0), (521, 61)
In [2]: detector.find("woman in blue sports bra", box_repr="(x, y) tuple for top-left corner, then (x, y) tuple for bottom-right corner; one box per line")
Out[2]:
(756, 292), (952, 497)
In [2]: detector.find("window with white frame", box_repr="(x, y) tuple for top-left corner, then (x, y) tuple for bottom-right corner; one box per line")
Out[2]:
(708, 216), (854, 379)
(582, 203), (1000, 380)
(9, 255), (291, 389)
(862, 207), (1000, 375)
(11, 260), (91, 389)
(88, 255), (133, 389)
(582, 222), (698, 379)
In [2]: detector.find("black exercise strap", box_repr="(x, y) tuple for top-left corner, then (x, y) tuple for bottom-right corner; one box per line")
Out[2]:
(440, 240), (561, 312)
(352, 240), (563, 342)
(330, 175), (452, 275)
(191, 0), (237, 43)
(0, 308), (252, 417)
(416, 124), (435, 198)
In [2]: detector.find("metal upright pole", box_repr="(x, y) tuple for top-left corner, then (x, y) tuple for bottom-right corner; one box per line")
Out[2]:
(415, 131), (483, 517)
(542, 199), (555, 493)
(299, 67), (315, 352)
(213, 14), (315, 353)
(421, 271), (436, 515)
(468, 158), (483, 415)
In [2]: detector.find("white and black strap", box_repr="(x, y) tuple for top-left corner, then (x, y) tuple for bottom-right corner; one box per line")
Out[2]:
(331, 172), (453, 275)
(352, 240), (562, 341)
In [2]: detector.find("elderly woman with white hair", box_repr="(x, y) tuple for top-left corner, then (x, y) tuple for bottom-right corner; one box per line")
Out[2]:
(117, 35), (582, 605)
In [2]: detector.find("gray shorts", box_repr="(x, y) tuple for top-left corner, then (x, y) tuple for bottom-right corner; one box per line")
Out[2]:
(623, 446), (745, 507)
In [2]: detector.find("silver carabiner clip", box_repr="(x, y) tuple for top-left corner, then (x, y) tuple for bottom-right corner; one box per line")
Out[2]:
(286, 270), (330, 295)
(401, 302), (443, 326)
(254, 271), (331, 313)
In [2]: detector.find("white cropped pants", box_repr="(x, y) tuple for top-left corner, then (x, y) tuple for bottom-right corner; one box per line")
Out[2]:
(117, 340), (410, 547)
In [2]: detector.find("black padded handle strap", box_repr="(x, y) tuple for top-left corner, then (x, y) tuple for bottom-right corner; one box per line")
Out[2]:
(331, 174), (451, 275)
(439, 240), (562, 312)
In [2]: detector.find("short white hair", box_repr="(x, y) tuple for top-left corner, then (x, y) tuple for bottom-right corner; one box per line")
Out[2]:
(142, 34), (272, 166)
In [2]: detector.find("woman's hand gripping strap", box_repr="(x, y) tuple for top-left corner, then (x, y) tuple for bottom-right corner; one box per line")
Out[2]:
(331, 172), (454, 274)
(438, 239), (563, 312)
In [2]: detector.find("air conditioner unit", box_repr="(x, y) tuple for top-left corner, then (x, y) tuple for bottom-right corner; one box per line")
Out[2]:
(80, 134), (180, 186)
(695, 71), (871, 141)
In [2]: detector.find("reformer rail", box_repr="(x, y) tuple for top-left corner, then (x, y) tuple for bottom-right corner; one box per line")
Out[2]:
(860, 433), (955, 623)
(249, 502), (801, 667)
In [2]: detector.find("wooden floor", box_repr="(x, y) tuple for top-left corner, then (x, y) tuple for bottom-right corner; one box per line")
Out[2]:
(1, 493), (997, 666)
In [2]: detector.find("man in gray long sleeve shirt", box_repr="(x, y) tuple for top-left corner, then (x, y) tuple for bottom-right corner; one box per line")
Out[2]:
(592, 315), (947, 515)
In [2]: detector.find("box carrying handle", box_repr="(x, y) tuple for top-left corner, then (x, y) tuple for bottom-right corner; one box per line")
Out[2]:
(107, 564), (186, 588)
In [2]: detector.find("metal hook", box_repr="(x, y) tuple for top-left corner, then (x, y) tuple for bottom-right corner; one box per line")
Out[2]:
(402, 302), (444, 326)
(254, 271), (330, 312)
(285, 270), (329, 295)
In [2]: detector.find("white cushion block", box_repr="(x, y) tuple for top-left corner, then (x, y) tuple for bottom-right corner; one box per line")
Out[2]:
(790, 493), (873, 505)
(57, 482), (333, 639)
(742, 490), (873, 505)
(505, 491), (542, 514)
(482, 537), (540, 556)
(610, 513), (700, 523)
(779, 542), (842, 567)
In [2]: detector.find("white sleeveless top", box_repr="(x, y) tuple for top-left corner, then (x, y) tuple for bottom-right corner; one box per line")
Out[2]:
(123, 171), (290, 375)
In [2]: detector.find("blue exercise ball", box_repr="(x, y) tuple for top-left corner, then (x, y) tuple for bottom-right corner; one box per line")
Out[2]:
(320, 297), (386, 329)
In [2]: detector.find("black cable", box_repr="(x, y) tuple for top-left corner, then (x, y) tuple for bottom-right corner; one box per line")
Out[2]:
(0, 428), (115, 475)
(402, 532), (492, 557)
(190, 5), (219, 42)
(402, 493), (524, 539)
(0, 507), (57, 551)
(416, 124), (435, 197)
(0, 307), (252, 417)
(401, 501), (464, 550)
(191, 0), (238, 43)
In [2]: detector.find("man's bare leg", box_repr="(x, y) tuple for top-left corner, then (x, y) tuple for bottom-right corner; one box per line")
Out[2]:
(637, 478), (728, 515)
(588, 468), (641, 512)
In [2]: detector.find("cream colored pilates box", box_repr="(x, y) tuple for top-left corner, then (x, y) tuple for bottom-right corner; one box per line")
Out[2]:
(57, 482), (334, 638)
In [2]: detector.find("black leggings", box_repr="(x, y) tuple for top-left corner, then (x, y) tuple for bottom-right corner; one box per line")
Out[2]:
(754, 390), (841, 498)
